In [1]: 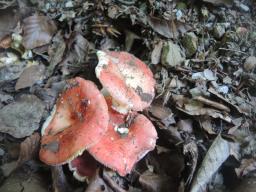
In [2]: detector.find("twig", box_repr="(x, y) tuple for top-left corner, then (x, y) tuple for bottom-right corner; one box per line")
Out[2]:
(218, 48), (249, 55)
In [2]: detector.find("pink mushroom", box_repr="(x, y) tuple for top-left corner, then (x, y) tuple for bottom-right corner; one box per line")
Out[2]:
(96, 51), (156, 114)
(88, 97), (158, 176)
(39, 77), (109, 165)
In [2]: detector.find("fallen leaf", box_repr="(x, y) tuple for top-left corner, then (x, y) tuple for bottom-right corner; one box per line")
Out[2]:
(177, 99), (232, 123)
(208, 87), (247, 115)
(161, 41), (185, 67)
(151, 40), (163, 65)
(46, 32), (66, 77)
(0, 9), (20, 40)
(190, 135), (230, 192)
(149, 101), (175, 127)
(60, 32), (91, 76)
(194, 96), (230, 112)
(147, 16), (191, 39)
(0, 63), (26, 83)
(0, 94), (45, 138)
(17, 133), (40, 166)
(22, 14), (57, 49)
(0, 163), (49, 192)
(15, 64), (45, 90)
(139, 170), (177, 192)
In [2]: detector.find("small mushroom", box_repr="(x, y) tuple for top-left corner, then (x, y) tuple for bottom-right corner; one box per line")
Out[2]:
(96, 51), (155, 114)
(39, 77), (109, 165)
(88, 97), (158, 176)
(68, 151), (98, 182)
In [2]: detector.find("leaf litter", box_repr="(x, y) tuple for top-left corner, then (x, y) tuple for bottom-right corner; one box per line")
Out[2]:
(0, 0), (256, 191)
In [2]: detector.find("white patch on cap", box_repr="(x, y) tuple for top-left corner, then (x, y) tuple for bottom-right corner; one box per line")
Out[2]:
(95, 51), (109, 78)
(41, 105), (56, 136)
(114, 126), (129, 135)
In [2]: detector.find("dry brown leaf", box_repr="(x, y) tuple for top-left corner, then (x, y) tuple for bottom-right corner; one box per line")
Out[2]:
(147, 16), (192, 39)
(177, 107), (232, 123)
(17, 132), (40, 166)
(22, 15), (57, 49)
(190, 135), (230, 192)
(208, 87), (246, 115)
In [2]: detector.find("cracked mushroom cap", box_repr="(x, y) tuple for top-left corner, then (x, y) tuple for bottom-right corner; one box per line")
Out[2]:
(88, 97), (158, 176)
(39, 77), (109, 165)
(69, 151), (98, 182)
(96, 51), (155, 114)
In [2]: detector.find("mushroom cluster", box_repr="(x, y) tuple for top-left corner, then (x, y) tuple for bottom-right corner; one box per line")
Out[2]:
(39, 51), (158, 182)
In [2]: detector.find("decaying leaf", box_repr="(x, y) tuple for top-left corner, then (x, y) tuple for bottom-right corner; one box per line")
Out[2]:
(22, 14), (57, 49)
(147, 16), (191, 39)
(190, 135), (230, 192)
(17, 132), (40, 166)
(15, 64), (45, 90)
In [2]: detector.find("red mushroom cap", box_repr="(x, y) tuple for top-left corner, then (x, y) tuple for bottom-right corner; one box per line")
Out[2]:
(39, 77), (109, 165)
(96, 51), (155, 113)
(68, 151), (98, 182)
(88, 97), (157, 176)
